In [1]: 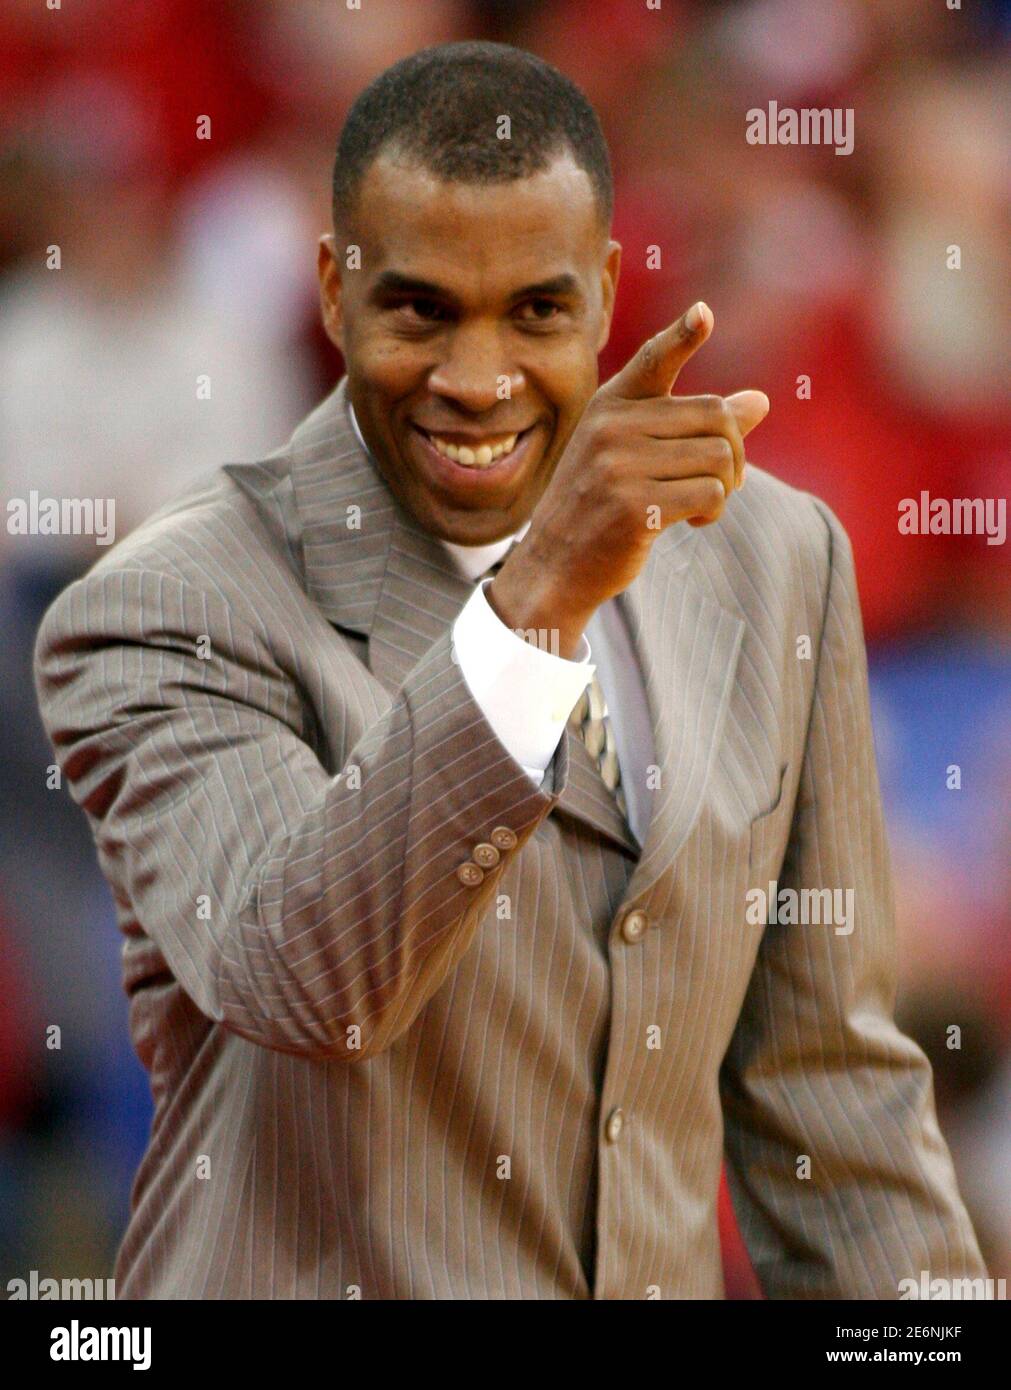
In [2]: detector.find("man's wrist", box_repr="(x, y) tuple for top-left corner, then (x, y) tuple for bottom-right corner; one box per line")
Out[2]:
(487, 555), (594, 661)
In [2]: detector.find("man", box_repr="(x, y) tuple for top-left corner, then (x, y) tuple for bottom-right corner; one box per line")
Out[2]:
(34, 41), (987, 1300)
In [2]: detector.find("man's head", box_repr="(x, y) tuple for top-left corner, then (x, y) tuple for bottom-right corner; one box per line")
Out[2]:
(319, 41), (621, 545)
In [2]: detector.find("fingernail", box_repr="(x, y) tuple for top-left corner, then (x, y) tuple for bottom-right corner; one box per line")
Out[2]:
(685, 302), (705, 332)
(737, 463), (747, 489)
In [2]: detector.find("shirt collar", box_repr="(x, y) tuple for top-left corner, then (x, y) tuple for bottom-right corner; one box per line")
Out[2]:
(347, 398), (529, 582)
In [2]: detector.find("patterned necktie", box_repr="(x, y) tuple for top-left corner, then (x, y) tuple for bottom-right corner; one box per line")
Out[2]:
(480, 554), (628, 822)
(567, 672), (628, 821)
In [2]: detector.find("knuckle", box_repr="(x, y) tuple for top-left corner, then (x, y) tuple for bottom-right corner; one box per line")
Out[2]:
(595, 447), (624, 486)
(592, 412), (623, 449)
(691, 476), (726, 517)
(592, 435), (615, 467)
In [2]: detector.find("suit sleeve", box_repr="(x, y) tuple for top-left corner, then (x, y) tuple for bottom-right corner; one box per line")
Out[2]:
(33, 566), (567, 1063)
(718, 501), (989, 1299)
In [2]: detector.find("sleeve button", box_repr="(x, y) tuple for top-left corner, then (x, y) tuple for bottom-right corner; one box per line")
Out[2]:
(489, 825), (518, 851)
(472, 842), (501, 868)
(456, 861), (485, 887)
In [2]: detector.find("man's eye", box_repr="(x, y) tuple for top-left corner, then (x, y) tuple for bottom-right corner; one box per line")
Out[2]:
(396, 298), (446, 323)
(517, 299), (562, 322)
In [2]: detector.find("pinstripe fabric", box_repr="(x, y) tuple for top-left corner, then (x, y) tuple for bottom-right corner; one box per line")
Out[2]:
(33, 376), (987, 1299)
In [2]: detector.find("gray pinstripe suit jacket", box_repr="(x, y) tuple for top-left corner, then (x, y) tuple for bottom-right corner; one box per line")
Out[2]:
(33, 375), (987, 1299)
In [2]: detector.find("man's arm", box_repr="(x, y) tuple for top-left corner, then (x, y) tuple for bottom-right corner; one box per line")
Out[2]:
(719, 501), (989, 1298)
(33, 565), (566, 1063)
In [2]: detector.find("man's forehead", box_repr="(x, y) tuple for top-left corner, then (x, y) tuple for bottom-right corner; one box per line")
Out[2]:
(350, 150), (604, 289)
(358, 146), (598, 214)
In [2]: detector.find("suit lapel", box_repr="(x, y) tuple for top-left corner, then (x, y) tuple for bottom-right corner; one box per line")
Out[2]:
(556, 729), (641, 854)
(550, 526), (745, 865)
(366, 513), (475, 690)
(289, 376), (474, 686)
(618, 527), (745, 894)
(289, 377), (743, 866)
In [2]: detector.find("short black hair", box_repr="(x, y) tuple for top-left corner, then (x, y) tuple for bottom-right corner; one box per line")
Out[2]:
(332, 41), (613, 235)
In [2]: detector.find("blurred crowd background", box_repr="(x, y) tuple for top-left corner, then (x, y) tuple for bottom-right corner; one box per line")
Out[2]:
(1, 0), (1008, 1299)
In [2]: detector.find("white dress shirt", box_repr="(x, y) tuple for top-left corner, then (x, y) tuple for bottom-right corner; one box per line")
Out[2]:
(348, 402), (656, 847)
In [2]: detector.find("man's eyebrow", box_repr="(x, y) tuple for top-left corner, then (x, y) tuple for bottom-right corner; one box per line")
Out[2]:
(512, 274), (583, 300)
(368, 270), (584, 303)
(370, 271), (452, 301)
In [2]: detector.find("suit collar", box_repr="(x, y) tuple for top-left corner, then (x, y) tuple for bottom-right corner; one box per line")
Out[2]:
(289, 376), (744, 867)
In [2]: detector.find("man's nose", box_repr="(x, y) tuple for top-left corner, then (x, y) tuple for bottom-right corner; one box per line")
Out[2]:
(427, 324), (523, 411)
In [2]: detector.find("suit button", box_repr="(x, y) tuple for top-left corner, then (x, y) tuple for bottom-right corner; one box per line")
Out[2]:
(472, 842), (501, 869)
(456, 861), (485, 887)
(605, 1107), (624, 1143)
(620, 909), (649, 943)
(489, 825), (517, 851)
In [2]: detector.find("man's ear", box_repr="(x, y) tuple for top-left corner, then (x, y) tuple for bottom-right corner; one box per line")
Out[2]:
(597, 239), (622, 353)
(317, 233), (345, 352)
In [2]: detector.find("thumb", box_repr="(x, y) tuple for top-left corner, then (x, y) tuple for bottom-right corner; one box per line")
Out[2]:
(726, 390), (770, 437)
(603, 301), (713, 401)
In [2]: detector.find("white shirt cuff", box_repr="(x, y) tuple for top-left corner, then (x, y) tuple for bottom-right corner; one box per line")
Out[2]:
(452, 579), (593, 785)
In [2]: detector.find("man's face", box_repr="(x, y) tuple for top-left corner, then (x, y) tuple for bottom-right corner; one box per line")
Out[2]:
(318, 150), (621, 544)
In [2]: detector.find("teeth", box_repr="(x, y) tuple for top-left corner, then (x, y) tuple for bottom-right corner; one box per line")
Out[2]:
(427, 432), (519, 466)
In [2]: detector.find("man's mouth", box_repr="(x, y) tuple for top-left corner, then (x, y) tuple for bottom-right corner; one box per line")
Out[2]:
(411, 424), (534, 470)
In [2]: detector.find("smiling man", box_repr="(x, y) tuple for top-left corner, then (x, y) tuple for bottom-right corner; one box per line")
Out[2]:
(34, 41), (987, 1300)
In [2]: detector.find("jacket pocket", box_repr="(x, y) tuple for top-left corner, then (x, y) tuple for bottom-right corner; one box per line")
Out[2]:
(748, 762), (791, 876)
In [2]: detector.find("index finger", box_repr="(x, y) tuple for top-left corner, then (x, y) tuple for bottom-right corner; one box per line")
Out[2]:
(602, 301), (713, 401)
